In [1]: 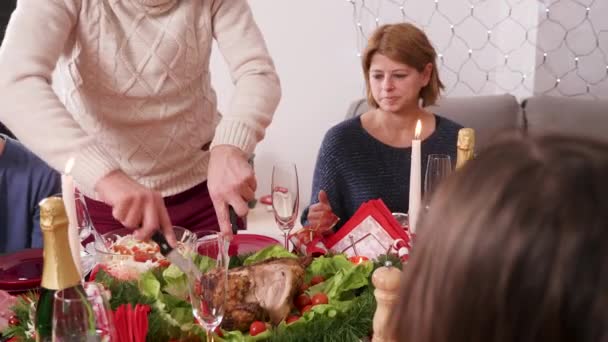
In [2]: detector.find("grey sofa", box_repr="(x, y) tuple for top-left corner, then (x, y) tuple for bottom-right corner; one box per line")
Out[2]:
(346, 94), (608, 150)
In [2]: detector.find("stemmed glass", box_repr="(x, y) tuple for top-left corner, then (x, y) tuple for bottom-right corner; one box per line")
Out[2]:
(73, 192), (109, 252)
(188, 235), (228, 342)
(52, 282), (116, 341)
(271, 163), (299, 250)
(424, 154), (453, 206)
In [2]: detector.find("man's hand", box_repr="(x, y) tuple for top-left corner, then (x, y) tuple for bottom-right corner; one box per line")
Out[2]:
(207, 145), (256, 239)
(307, 190), (338, 232)
(95, 170), (176, 246)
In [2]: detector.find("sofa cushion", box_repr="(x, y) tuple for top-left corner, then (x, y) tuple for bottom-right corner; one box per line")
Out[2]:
(346, 94), (521, 150)
(524, 95), (608, 142)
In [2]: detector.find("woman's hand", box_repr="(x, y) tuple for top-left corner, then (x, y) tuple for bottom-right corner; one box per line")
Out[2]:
(207, 145), (256, 239)
(95, 170), (176, 246)
(307, 190), (338, 232)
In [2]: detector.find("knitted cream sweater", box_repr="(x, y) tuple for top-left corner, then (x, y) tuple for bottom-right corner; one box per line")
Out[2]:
(0, 0), (281, 197)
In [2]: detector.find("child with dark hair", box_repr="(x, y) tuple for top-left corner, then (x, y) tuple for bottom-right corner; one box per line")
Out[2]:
(390, 132), (608, 342)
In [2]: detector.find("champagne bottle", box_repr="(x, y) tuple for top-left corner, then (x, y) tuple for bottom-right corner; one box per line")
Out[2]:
(35, 196), (84, 342)
(456, 128), (476, 170)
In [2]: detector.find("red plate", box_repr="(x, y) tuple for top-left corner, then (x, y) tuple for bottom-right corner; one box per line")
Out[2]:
(198, 234), (280, 257)
(0, 248), (43, 293)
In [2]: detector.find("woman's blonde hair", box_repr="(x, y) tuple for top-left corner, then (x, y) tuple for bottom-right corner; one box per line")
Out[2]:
(362, 23), (444, 108)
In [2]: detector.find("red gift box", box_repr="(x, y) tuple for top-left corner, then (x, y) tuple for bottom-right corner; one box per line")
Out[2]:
(323, 199), (410, 260)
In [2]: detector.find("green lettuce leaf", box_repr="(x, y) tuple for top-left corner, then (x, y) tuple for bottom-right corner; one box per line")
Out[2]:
(243, 245), (296, 265)
(305, 255), (353, 281)
(162, 264), (189, 300)
(217, 328), (273, 342)
(195, 254), (218, 273)
(308, 260), (373, 301)
(139, 271), (161, 298)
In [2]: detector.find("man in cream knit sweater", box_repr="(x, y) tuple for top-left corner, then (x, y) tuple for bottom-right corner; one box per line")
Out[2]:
(0, 0), (281, 244)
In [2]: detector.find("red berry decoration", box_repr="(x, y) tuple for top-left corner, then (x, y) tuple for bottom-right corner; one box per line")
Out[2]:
(8, 315), (20, 326)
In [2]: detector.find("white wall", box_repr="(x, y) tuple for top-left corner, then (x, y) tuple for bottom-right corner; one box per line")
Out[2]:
(210, 0), (364, 208)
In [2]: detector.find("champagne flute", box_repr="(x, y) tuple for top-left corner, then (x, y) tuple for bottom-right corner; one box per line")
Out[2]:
(424, 154), (452, 206)
(52, 282), (116, 342)
(271, 163), (299, 250)
(189, 235), (228, 342)
(74, 191), (109, 252)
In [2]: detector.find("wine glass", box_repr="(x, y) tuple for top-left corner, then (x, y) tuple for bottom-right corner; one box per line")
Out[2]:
(424, 154), (453, 206)
(271, 163), (299, 250)
(52, 282), (116, 341)
(189, 235), (228, 341)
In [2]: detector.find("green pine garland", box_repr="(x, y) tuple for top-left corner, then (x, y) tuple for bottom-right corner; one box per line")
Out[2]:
(1, 292), (37, 342)
(267, 288), (376, 342)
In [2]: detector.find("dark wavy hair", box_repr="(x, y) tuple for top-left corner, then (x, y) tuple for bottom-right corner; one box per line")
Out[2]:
(390, 132), (608, 342)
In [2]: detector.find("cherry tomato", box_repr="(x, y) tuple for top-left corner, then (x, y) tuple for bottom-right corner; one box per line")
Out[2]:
(158, 259), (171, 268)
(286, 315), (300, 324)
(301, 305), (313, 313)
(133, 251), (150, 263)
(214, 327), (224, 337)
(310, 275), (325, 286)
(300, 283), (310, 292)
(348, 256), (369, 264)
(311, 293), (329, 306)
(249, 321), (267, 336)
(294, 294), (311, 310)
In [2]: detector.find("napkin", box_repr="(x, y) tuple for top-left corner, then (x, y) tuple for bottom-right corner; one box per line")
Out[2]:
(323, 199), (410, 260)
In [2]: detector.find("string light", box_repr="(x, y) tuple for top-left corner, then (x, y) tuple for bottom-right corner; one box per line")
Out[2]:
(349, 0), (607, 99)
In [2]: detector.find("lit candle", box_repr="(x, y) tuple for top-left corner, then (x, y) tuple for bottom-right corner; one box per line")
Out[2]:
(62, 157), (82, 277)
(408, 120), (422, 234)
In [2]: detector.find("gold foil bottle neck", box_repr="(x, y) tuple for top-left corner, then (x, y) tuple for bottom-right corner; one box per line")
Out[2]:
(456, 128), (476, 170)
(39, 197), (68, 231)
(38, 196), (81, 290)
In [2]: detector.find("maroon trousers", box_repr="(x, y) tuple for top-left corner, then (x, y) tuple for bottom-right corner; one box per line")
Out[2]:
(84, 181), (220, 236)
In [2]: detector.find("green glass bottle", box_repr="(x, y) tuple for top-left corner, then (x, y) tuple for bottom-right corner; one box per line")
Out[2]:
(35, 196), (83, 342)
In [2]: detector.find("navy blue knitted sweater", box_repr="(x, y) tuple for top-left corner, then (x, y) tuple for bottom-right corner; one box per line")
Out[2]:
(302, 114), (462, 231)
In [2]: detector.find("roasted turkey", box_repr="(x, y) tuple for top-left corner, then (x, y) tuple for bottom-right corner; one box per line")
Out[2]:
(201, 257), (311, 332)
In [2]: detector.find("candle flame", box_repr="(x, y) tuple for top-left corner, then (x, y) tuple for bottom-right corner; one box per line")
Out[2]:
(414, 119), (422, 139)
(64, 157), (75, 175)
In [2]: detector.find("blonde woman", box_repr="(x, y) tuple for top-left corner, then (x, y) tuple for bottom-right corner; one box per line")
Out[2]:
(304, 23), (462, 231)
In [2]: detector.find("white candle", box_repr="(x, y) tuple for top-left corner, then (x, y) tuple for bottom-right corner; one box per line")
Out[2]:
(408, 120), (422, 234)
(62, 157), (83, 277)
